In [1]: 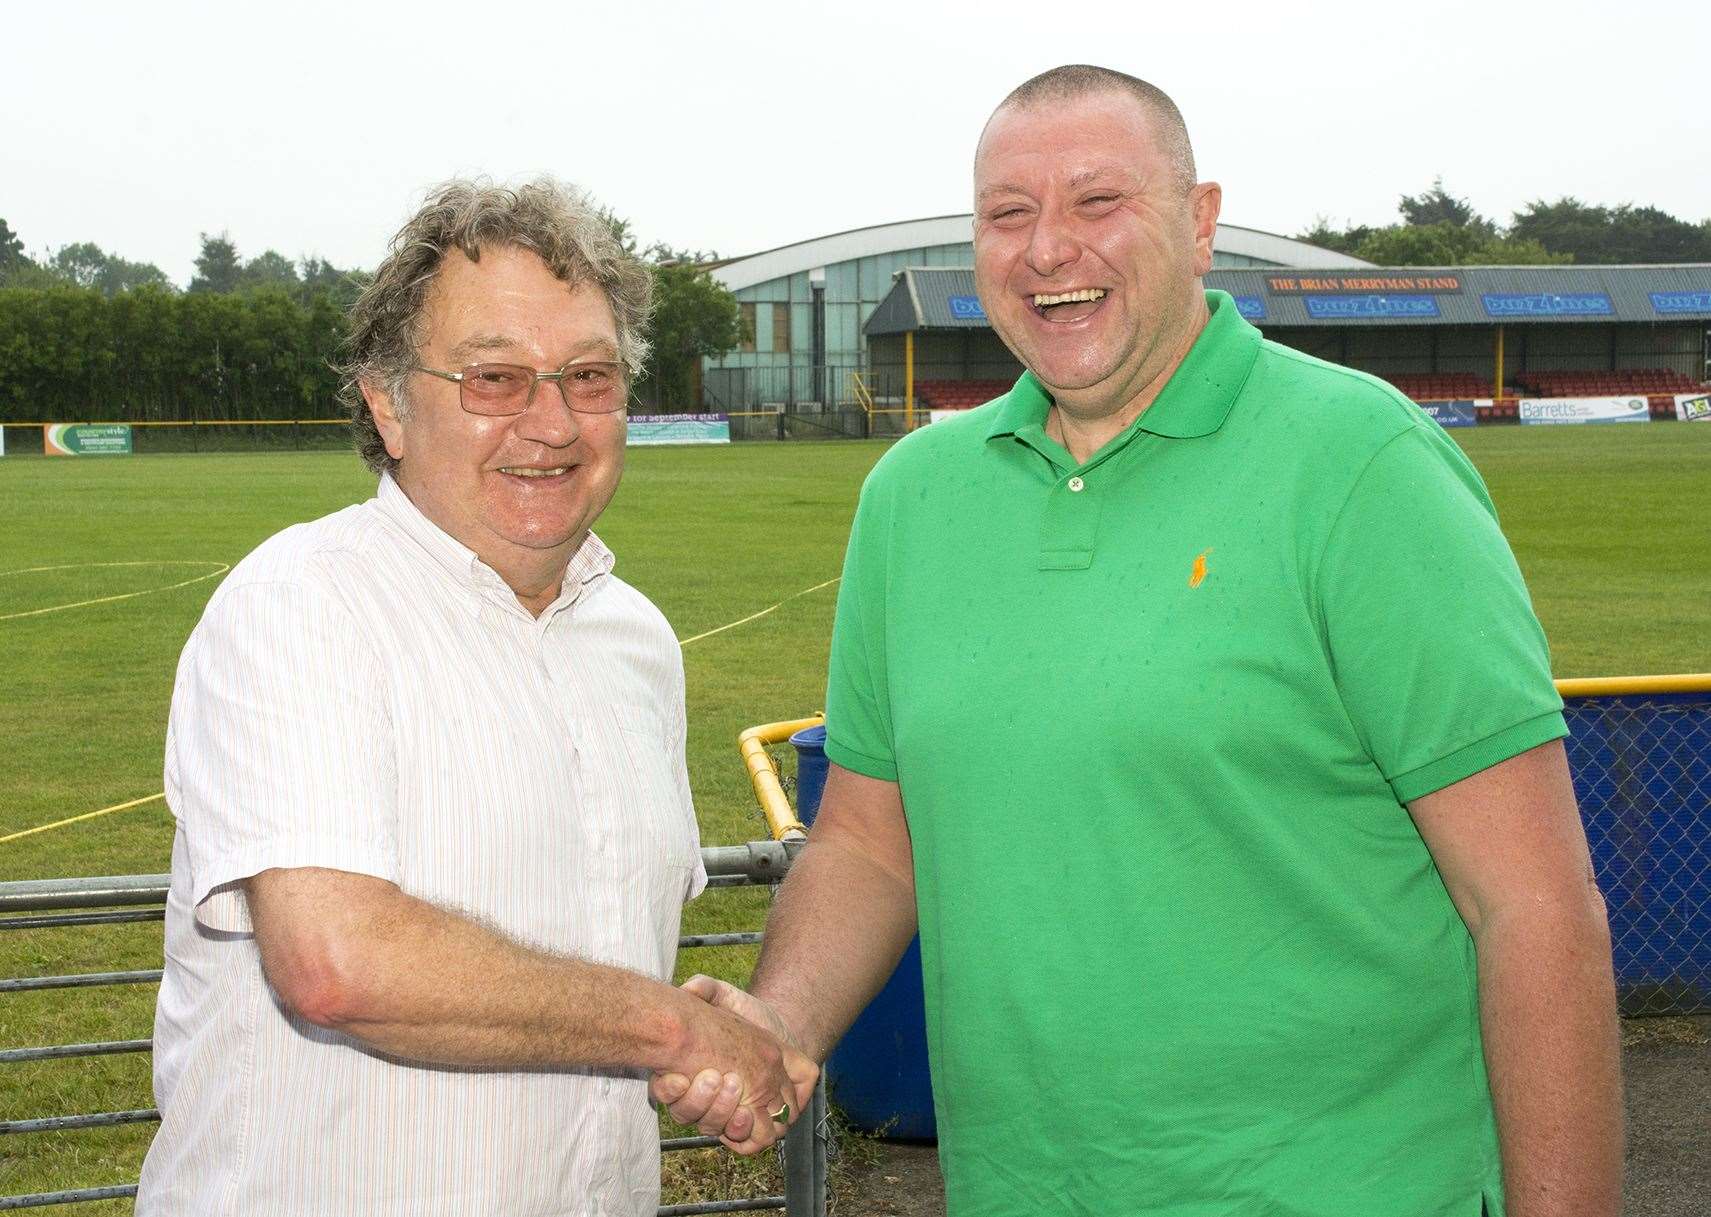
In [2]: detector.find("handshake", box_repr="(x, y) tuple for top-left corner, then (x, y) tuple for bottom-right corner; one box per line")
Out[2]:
(649, 975), (819, 1156)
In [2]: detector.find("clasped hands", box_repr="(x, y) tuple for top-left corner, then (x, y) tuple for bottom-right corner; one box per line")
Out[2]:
(649, 974), (817, 1155)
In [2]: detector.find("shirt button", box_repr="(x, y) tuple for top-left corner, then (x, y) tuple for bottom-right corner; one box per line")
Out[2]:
(1067, 476), (1085, 492)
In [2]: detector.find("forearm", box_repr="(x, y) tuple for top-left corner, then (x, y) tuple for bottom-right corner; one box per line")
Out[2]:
(1474, 890), (1623, 1217)
(750, 832), (917, 1061)
(302, 889), (688, 1069)
(247, 868), (722, 1074)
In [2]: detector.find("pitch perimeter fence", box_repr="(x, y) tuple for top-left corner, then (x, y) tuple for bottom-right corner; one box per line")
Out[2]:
(1562, 679), (1711, 1015)
(0, 842), (828, 1215)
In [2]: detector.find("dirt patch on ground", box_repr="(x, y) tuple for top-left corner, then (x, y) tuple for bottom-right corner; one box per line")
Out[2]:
(1622, 1015), (1710, 1217)
(830, 1016), (1710, 1217)
(831, 1142), (944, 1217)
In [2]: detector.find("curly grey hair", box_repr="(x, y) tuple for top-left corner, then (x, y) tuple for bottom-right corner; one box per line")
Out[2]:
(339, 178), (654, 475)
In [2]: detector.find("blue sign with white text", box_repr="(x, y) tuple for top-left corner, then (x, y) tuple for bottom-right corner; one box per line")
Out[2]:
(948, 295), (987, 320)
(1482, 293), (1613, 318)
(1233, 295), (1267, 320)
(1650, 291), (1711, 315)
(1304, 295), (1440, 320)
(1417, 400), (1477, 429)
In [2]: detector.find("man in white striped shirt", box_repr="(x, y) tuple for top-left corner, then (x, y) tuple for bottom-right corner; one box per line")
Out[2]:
(140, 180), (815, 1217)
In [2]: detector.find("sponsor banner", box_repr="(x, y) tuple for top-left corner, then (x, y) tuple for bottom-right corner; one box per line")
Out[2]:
(627, 413), (730, 445)
(1304, 294), (1439, 320)
(45, 423), (133, 455)
(1482, 293), (1612, 318)
(1266, 274), (1462, 295)
(1651, 291), (1711, 315)
(1232, 295), (1267, 320)
(1518, 397), (1650, 426)
(1418, 400), (1477, 428)
(1675, 392), (1711, 422)
(947, 295), (987, 320)
(928, 408), (964, 425)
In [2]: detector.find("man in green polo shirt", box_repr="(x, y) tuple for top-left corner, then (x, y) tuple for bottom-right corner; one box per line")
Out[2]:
(656, 65), (1621, 1215)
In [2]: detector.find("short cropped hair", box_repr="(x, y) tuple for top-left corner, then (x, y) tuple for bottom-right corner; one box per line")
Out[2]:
(994, 65), (1197, 193)
(339, 178), (653, 475)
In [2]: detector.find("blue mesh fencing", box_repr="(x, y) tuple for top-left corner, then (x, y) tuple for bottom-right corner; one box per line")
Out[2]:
(1564, 692), (1711, 1015)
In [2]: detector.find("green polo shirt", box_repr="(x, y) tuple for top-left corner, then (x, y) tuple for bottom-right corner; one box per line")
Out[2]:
(825, 291), (1565, 1217)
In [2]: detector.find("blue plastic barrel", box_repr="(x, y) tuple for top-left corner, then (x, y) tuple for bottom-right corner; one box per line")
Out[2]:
(788, 725), (937, 1140)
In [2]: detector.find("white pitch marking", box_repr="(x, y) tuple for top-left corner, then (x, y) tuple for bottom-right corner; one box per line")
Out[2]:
(0, 560), (230, 621)
(677, 577), (841, 647)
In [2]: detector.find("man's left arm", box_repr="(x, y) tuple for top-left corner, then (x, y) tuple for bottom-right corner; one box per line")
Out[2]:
(1408, 739), (1622, 1217)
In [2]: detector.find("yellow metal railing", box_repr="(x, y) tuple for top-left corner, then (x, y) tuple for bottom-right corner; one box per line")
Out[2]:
(737, 715), (825, 841)
(847, 372), (876, 415)
(1555, 673), (1711, 698)
(736, 677), (1708, 842)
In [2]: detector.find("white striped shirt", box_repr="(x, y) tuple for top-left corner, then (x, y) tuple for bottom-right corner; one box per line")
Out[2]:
(140, 474), (705, 1217)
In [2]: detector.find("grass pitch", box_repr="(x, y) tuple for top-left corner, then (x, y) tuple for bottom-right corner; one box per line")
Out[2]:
(1, 422), (1708, 1206)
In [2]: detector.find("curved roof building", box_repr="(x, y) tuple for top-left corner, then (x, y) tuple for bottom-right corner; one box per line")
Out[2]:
(701, 215), (1369, 409)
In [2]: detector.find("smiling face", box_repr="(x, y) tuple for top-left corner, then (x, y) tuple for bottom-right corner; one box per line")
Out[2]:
(362, 245), (626, 609)
(973, 90), (1221, 420)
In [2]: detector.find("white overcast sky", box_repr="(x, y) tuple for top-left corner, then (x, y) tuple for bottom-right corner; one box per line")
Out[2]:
(7, 0), (1708, 286)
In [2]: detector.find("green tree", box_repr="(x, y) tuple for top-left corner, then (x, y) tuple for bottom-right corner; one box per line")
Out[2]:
(102, 253), (175, 294)
(641, 258), (744, 408)
(46, 242), (174, 295)
(190, 232), (242, 293)
(1354, 222), (1569, 267)
(598, 207), (641, 257)
(1398, 177), (1496, 237)
(1601, 205), (1711, 262)
(298, 256), (369, 309)
(1510, 198), (1711, 264)
(588, 208), (745, 408)
(239, 249), (301, 291)
(0, 218), (25, 276)
(1509, 198), (1615, 261)
(1298, 218), (1370, 256)
(48, 242), (111, 289)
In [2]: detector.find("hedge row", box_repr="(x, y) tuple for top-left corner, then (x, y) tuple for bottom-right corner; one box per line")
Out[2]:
(0, 287), (347, 423)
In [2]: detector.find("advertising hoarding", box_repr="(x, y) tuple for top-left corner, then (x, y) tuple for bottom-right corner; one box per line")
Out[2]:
(45, 424), (134, 455)
(1517, 397), (1649, 426)
(627, 413), (730, 445)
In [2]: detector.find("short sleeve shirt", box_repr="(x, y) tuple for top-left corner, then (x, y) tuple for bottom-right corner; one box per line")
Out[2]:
(140, 475), (704, 1217)
(825, 292), (1564, 1217)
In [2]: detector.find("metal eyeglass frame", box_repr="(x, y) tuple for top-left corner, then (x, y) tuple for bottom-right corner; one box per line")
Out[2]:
(413, 359), (629, 416)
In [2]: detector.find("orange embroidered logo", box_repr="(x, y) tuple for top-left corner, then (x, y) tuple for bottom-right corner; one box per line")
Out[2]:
(1188, 549), (1213, 589)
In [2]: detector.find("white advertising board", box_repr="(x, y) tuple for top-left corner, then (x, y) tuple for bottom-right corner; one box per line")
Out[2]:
(1674, 392), (1711, 422)
(1517, 397), (1650, 426)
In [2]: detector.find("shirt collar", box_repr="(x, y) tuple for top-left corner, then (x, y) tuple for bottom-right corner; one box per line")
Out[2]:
(373, 473), (614, 613)
(985, 289), (1261, 447)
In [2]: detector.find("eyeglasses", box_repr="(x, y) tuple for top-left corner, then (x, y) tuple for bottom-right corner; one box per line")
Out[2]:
(413, 359), (628, 416)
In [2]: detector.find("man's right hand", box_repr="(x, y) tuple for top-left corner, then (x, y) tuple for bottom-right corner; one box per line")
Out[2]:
(655, 980), (817, 1155)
